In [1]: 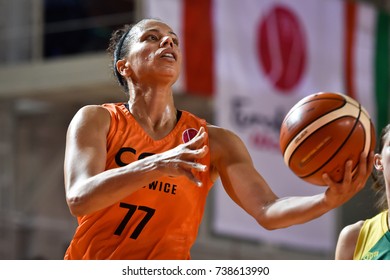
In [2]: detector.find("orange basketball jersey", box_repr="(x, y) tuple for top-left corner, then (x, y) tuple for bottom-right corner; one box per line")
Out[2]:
(64, 103), (213, 260)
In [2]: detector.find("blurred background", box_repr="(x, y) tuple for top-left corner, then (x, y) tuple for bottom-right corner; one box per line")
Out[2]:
(0, 0), (389, 260)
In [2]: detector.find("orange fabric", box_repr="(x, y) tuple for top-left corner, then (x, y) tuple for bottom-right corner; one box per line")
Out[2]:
(64, 103), (213, 259)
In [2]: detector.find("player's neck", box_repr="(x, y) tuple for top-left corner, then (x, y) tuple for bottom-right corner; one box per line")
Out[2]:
(128, 97), (178, 140)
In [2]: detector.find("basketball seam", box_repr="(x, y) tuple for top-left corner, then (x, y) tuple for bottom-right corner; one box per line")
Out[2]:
(299, 103), (373, 181)
(283, 96), (347, 121)
(281, 95), (356, 152)
(299, 105), (362, 180)
(283, 101), (360, 165)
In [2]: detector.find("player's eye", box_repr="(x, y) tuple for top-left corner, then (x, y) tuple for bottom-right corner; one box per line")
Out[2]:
(147, 34), (158, 41)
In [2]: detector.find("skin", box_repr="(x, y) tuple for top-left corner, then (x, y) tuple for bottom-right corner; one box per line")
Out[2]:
(335, 130), (390, 259)
(64, 19), (374, 232)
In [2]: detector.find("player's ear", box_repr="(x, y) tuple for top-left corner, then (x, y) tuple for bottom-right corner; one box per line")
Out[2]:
(116, 59), (132, 77)
(374, 154), (383, 171)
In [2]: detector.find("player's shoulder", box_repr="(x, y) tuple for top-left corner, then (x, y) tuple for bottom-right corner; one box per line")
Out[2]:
(207, 124), (240, 140)
(335, 220), (364, 259)
(339, 220), (364, 242)
(69, 104), (111, 130)
(76, 104), (110, 119)
(207, 124), (248, 156)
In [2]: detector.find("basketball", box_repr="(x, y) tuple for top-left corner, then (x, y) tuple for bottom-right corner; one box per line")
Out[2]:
(279, 92), (376, 186)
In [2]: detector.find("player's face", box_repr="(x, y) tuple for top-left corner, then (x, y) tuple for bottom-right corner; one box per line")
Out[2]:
(381, 132), (390, 186)
(375, 130), (390, 190)
(125, 20), (182, 85)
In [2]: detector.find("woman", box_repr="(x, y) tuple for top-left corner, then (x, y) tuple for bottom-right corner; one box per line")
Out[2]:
(335, 124), (390, 260)
(63, 18), (374, 259)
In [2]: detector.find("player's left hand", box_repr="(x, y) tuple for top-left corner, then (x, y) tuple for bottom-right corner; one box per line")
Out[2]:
(322, 151), (374, 208)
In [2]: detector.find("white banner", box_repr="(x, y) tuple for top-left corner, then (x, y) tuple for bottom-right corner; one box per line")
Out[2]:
(214, 0), (342, 252)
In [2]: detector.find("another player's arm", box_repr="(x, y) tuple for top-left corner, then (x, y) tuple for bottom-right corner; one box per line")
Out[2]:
(335, 221), (364, 260)
(64, 106), (208, 216)
(208, 125), (373, 230)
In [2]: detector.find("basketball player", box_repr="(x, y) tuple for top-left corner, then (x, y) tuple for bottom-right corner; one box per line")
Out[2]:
(63, 18), (374, 259)
(335, 124), (390, 260)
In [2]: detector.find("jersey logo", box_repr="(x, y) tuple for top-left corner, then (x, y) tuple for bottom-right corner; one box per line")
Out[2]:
(182, 128), (198, 143)
(362, 251), (379, 260)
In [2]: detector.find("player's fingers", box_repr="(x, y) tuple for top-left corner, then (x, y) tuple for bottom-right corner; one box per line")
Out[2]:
(322, 160), (353, 189)
(179, 163), (206, 187)
(181, 161), (207, 172)
(191, 145), (208, 159)
(321, 173), (331, 186)
(353, 151), (374, 189)
(186, 127), (206, 148)
(342, 159), (353, 185)
(185, 171), (203, 187)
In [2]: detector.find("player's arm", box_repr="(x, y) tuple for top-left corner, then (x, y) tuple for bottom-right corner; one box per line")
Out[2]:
(208, 125), (373, 230)
(335, 221), (364, 260)
(64, 105), (131, 216)
(64, 106), (208, 216)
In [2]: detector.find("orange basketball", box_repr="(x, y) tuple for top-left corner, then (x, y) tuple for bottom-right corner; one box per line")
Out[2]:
(279, 92), (376, 186)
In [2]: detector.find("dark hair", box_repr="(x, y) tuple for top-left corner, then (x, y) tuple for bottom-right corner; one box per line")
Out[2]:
(107, 23), (134, 94)
(371, 123), (390, 211)
(106, 18), (162, 95)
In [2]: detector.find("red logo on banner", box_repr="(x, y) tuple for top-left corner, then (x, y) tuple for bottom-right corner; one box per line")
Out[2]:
(257, 5), (307, 92)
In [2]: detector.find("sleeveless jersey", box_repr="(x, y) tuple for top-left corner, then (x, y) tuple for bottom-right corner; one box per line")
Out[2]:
(64, 103), (213, 260)
(354, 210), (390, 260)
